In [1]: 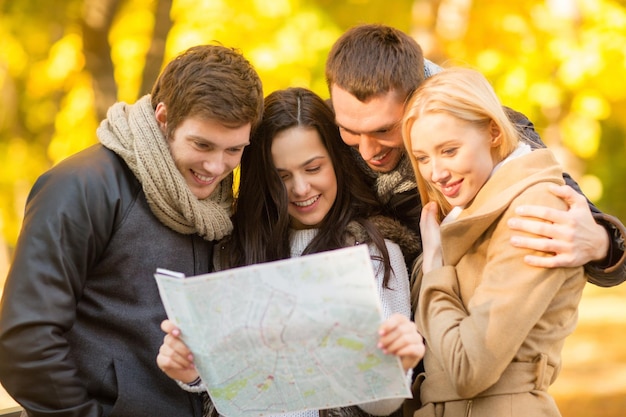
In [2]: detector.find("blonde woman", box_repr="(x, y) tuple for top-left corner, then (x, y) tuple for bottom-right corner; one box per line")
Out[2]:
(402, 67), (586, 417)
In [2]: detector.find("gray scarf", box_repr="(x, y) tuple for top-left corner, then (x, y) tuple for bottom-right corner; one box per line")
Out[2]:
(97, 95), (233, 241)
(351, 148), (417, 204)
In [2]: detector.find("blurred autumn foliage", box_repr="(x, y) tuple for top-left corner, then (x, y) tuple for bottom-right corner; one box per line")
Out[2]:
(1, 0), (626, 415)
(1, 0), (626, 253)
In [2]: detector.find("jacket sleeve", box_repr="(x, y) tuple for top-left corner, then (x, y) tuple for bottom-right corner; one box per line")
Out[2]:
(0, 148), (129, 416)
(505, 106), (626, 287)
(416, 185), (585, 398)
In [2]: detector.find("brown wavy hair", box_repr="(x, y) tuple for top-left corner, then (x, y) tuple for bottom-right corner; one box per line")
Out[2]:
(151, 44), (264, 137)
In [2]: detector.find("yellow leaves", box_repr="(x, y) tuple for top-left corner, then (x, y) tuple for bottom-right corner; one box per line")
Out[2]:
(172, 0), (225, 18)
(0, 30), (28, 77)
(559, 91), (609, 160)
(47, 33), (84, 83)
(49, 74), (98, 165)
(547, 37), (575, 62)
(579, 0), (626, 28)
(571, 91), (611, 120)
(556, 44), (603, 89)
(27, 32), (84, 97)
(528, 82), (562, 109)
(169, 0), (231, 49)
(475, 50), (503, 74)
(557, 110), (602, 164)
(578, 174), (603, 202)
(249, 47), (279, 71)
(0, 137), (50, 228)
(448, 0), (625, 181)
(167, 0), (342, 97)
(1, 140), (31, 181)
(500, 13), (529, 35)
(435, 0), (471, 40)
(253, 0), (292, 17)
(496, 67), (529, 104)
(110, 0), (156, 101)
(560, 112), (600, 159)
(545, 0), (581, 20)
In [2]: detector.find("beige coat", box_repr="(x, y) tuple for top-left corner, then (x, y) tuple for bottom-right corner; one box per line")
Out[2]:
(411, 149), (586, 417)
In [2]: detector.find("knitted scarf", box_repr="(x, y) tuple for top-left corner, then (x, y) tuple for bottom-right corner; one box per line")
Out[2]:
(97, 95), (233, 241)
(351, 148), (417, 204)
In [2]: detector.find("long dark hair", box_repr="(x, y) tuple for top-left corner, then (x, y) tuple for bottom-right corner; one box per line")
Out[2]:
(224, 87), (393, 285)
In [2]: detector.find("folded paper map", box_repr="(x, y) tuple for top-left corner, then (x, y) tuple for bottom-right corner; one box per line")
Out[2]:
(155, 245), (410, 417)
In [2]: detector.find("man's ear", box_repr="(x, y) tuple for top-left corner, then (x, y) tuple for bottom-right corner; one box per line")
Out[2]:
(489, 120), (502, 147)
(154, 102), (167, 133)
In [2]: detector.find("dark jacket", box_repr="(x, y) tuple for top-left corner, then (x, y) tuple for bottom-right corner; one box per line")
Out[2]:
(0, 145), (209, 417)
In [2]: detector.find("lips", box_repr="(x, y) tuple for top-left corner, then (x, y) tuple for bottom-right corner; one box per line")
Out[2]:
(293, 195), (320, 207)
(368, 149), (392, 167)
(371, 149), (390, 162)
(192, 170), (216, 185)
(440, 179), (462, 198)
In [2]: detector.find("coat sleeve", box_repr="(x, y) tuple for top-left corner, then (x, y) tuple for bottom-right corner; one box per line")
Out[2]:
(505, 106), (626, 287)
(0, 149), (129, 416)
(416, 185), (585, 398)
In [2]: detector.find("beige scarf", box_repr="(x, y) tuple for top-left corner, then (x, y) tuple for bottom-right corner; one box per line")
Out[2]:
(97, 95), (233, 241)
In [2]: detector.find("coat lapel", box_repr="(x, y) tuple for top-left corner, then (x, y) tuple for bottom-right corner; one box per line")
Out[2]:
(440, 149), (564, 266)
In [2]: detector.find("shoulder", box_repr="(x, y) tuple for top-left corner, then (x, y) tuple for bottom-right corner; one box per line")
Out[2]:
(26, 145), (141, 229)
(483, 181), (569, 237)
(368, 215), (422, 262)
(381, 239), (404, 259)
(42, 144), (134, 185)
(33, 144), (139, 202)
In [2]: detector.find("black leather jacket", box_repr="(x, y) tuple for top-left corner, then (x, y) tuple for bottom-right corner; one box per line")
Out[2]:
(0, 145), (210, 417)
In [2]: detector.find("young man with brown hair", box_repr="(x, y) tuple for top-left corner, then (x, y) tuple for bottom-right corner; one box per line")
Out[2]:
(0, 44), (263, 417)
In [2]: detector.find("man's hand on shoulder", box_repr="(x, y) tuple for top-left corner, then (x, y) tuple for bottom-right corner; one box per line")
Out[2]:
(508, 184), (609, 268)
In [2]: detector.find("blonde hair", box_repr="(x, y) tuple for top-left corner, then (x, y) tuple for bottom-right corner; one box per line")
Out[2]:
(402, 67), (520, 219)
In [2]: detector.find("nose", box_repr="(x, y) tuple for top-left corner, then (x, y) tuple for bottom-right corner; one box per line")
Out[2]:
(358, 134), (383, 161)
(430, 158), (450, 183)
(291, 174), (310, 197)
(202, 153), (226, 175)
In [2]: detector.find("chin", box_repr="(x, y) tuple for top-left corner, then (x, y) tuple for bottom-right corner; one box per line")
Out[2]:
(368, 164), (394, 174)
(196, 187), (218, 200)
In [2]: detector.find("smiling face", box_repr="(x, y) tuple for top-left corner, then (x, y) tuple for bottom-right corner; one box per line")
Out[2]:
(331, 85), (406, 173)
(409, 112), (497, 208)
(270, 126), (338, 230)
(156, 103), (251, 200)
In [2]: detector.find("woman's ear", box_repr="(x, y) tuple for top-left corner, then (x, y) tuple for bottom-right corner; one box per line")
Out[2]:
(489, 120), (502, 147)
